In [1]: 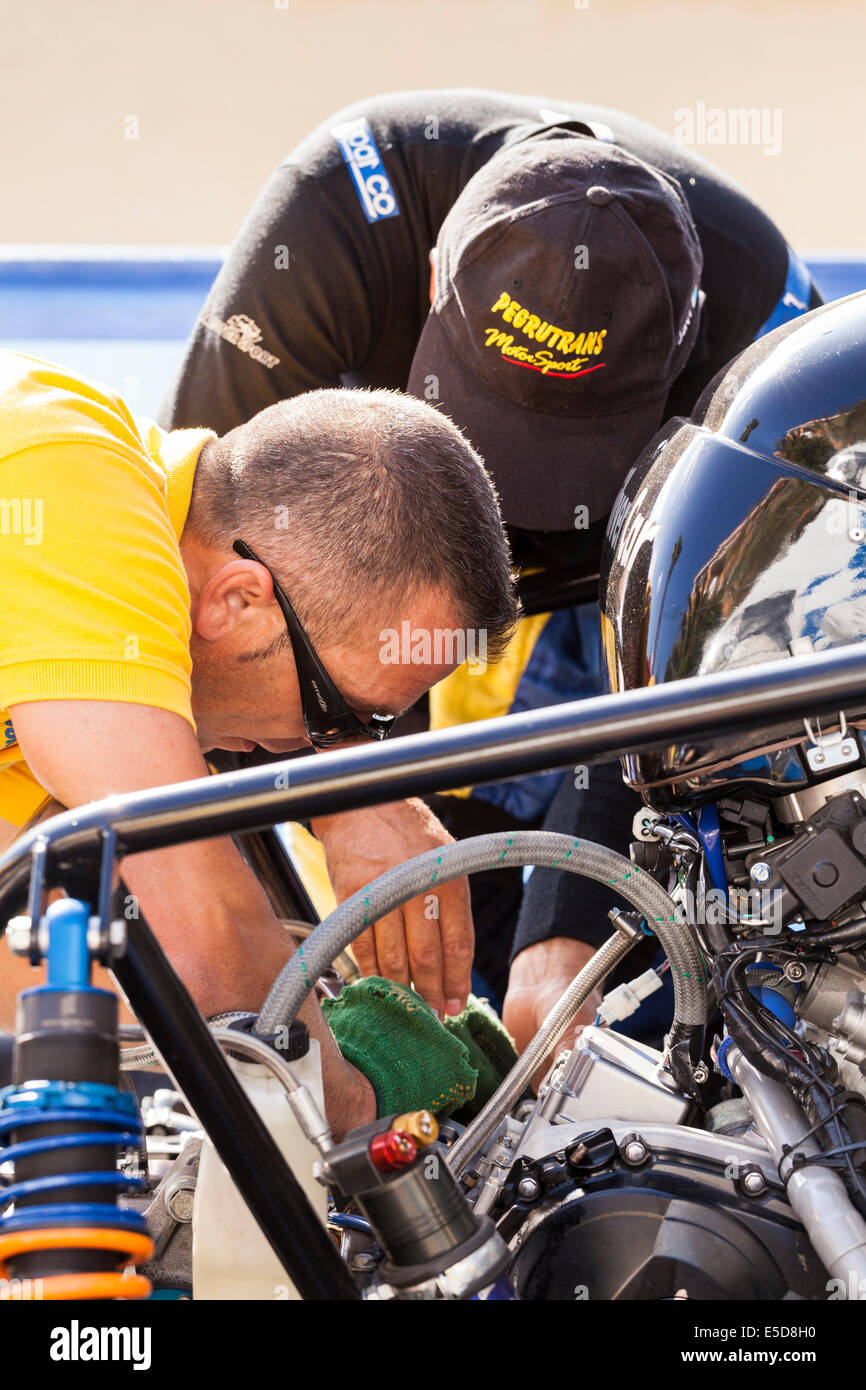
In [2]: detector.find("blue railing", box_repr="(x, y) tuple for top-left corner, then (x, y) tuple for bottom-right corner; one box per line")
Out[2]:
(0, 248), (224, 340)
(1, 246), (864, 416)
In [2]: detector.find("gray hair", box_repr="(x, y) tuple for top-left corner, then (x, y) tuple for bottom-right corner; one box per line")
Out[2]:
(186, 387), (518, 658)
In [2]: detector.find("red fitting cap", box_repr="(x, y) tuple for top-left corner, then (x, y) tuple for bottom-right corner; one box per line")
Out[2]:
(369, 1129), (418, 1173)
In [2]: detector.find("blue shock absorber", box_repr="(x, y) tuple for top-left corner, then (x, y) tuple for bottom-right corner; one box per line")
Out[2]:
(0, 899), (152, 1296)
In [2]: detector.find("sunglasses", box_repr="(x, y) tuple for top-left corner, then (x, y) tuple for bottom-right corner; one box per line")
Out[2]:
(232, 539), (396, 750)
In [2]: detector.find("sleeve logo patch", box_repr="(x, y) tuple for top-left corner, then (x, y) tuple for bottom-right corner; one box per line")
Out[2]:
(331, 117), (400, 224)
(200, 311), (280, 368)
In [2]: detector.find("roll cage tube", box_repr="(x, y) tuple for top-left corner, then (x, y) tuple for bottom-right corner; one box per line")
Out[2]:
(3, 642), (866, 1299)
(3, 643), (866, 901)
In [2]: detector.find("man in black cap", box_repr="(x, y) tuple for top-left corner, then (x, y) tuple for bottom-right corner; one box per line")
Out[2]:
(162, 89), (822, 1058)
(405, 127), (704, 530)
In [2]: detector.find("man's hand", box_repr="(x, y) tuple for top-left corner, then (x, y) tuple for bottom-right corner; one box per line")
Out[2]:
(503, 936), (603, 1090)
(312, 798), (473, 1020)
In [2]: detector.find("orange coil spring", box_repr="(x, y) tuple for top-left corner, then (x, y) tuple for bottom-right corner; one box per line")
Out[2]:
(0, 1227), (154, 1300)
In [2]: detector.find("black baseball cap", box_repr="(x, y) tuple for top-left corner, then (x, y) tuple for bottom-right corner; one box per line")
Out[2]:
(407, 129), (704, 531)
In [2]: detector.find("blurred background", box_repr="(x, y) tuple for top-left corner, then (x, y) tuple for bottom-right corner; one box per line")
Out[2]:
(1, 0), (863, 412)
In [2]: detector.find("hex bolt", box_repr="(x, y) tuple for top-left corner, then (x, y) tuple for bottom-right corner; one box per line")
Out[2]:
(784, 961), (806, 983)
(351, 1252), (377, 1272)
(621, 1136), (649, 1167)
(165, 1185), (195, 1223)
(518, 1175), (541, 1200)
(692, 1062), (710, 1085)
(741, 1169), (766, 1196)
(750, 862), (772, 885)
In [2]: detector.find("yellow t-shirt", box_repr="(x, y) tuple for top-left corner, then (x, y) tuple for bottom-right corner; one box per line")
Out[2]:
(427, 611), (551, 797)
(0, 350), (214, 826)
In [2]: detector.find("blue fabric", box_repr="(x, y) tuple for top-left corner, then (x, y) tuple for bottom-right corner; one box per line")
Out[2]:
(0, 252), (860, 343)
(470, 966), (503, 1015)
(473, 601), (602, 822)
(756, 246), (814, 338)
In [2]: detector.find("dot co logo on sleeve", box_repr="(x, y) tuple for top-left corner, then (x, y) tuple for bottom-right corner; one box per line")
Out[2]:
(331, 117), (400, 224)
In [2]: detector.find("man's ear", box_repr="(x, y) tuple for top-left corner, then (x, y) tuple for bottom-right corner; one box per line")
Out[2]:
(194, 557), (272, 642)
(429, 247), (438, 306)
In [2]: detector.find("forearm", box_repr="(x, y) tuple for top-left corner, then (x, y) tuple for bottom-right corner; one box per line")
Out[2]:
(120, 836), (293, 1015)
(121, 840), (374, 1135)
(0, 840), (291, 1027)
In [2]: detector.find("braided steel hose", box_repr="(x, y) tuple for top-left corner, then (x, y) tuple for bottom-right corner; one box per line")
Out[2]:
(257, 831), (706, 1091)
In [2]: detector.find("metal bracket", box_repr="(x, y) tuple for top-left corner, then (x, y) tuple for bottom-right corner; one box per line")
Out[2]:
(803, 713), (859, 773)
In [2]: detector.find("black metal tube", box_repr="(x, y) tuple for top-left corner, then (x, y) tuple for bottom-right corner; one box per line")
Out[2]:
(110, 902), (359, 1302)
(4, 642), (866, 892)
(236, 827), (319, 925)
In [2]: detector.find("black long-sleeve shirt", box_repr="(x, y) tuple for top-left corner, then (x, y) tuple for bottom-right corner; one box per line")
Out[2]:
(161, 87), (820, 451)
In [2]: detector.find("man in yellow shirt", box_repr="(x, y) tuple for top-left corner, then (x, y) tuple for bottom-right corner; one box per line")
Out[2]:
(0, 350), (517, 1134)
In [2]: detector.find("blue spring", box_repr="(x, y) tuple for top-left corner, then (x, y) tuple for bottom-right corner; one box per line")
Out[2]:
(0, 1078), (148, 1237)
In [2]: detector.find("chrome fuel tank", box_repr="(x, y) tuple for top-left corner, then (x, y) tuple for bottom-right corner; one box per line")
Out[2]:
(600, 291), (866, 810)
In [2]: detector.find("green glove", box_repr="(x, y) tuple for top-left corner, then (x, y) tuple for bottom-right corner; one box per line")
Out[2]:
(321, 977), (478, 1118)
(443, 995), (519, 1120)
